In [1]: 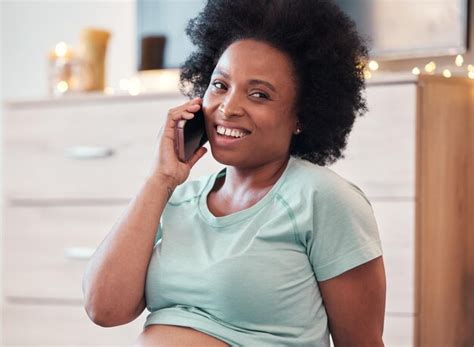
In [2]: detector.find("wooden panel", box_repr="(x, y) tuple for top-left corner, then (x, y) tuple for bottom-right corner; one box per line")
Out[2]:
(329, 83), (417, 198)
(1, 300), (148, 345)
(3, 205), (129, 300)
(3, 96), (224, 201)
(415, 75), (474, 347)
(371, 200), (415, 314)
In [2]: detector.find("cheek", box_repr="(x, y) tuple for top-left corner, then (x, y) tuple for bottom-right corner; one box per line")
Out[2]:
(202, 91), (212, 120)
(264, 116), (292, 133)
(202, 88), (218, 110)
(264, 118), (295, 143)
(256, 122), (292, 148)
(202, 88), (210, 104)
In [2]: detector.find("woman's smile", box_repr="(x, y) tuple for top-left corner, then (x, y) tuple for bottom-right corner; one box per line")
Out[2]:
(212, 124), (251, 147)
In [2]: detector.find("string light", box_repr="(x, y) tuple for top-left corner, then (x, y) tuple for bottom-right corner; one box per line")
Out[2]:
(358, 57), (474, 79)
(442, 69), (452, 78)
(368, 60), (379, 71)
(412, 67), (421, 75)
(424, 61), (436, 74)
(363, 70), (372, 79)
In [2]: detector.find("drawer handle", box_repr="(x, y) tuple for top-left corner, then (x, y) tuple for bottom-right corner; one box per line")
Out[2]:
(65, 146), (114, 159)
(64, 247), (96, 260)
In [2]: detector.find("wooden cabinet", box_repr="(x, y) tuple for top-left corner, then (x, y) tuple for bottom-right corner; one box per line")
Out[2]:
(2, 73), (473, 346)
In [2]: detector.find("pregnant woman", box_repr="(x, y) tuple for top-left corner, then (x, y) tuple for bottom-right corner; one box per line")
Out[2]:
(83, 0), (386, 346)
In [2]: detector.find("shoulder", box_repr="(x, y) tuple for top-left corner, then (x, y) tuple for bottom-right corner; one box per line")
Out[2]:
(283, 156), (372, 208)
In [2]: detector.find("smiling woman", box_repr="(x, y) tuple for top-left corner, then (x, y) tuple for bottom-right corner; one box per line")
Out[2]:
(137, 0), (384, 345)
(83, 1), (385, 346)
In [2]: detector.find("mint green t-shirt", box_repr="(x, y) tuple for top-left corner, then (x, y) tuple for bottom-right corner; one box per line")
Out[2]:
(144, 155), (382, 346)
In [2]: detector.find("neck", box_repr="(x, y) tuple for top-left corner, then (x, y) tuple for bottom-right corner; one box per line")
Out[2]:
(220, 155), (291, 196)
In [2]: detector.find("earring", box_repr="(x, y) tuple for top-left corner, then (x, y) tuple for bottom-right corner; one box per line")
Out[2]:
(294, 121), (302, 135)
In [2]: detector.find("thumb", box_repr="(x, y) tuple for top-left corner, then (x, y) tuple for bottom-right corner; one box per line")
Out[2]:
(187, 146), (208, 169)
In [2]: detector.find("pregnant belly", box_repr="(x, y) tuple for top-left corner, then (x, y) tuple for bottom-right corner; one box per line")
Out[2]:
(135, 324), (230, 346)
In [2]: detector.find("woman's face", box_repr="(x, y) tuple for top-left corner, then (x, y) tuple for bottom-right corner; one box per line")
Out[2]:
(202, 39), (299, 168)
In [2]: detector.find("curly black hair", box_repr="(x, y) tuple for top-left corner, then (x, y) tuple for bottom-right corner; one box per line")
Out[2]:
(178, 0), (370, 166)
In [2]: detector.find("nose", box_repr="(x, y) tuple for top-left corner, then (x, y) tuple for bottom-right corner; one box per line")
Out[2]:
(219, 93), (244, 118)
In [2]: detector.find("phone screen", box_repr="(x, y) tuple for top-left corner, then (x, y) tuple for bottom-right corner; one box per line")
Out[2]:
(175, 108), (209, 162)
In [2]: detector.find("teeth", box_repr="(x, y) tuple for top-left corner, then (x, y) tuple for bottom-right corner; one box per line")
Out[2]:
(216, 125), (249, 138)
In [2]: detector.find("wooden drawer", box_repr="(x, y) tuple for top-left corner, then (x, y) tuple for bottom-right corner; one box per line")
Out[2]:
(329, 83), (417, 198)
(371, 200), (415, 315)
(1, 300), (147, 346)
(4, 95), (224, 201)
(3, 205), (129, 300)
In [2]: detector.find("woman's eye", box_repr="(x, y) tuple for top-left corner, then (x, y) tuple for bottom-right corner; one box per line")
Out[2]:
(251, 92), (269, 99)
(212, 81), (269, 100)
(212, 81), (226, 89)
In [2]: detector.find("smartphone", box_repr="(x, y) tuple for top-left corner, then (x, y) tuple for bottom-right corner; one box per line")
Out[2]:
(175, 108), (209, 162)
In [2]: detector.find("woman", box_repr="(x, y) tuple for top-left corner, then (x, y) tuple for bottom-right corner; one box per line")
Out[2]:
(83, 0), (386, 346)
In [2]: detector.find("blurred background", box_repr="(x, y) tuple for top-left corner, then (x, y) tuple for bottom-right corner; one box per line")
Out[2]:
(1, 1), (473, 346)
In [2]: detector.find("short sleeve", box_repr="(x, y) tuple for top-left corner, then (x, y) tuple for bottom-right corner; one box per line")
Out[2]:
(153, 216), (164, 247)
(307, 180), (383, 281)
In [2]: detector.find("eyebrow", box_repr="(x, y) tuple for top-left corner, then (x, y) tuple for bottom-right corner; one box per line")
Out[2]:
(211, 67), (277, 93)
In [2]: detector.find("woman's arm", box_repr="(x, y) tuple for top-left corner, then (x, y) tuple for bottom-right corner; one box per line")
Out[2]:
(82, 175), (175, 327)
(82, 97), (206, 327)
(318, 256), (386, 346)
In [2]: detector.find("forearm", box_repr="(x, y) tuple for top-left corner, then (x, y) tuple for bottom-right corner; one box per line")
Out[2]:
(82, 174), (175, 326)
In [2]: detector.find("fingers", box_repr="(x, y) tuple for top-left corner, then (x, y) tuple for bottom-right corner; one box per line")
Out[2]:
(165, 97), (202, 130)
(186, 103), (201, 112)
(187, 146), (208, 168)
(170, 107), (199, 121)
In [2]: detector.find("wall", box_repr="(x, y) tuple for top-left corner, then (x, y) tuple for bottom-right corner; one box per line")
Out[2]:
(379, 0), (474, 72)
(137, 0), (206, 68)
(1, 0), (137, 101)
